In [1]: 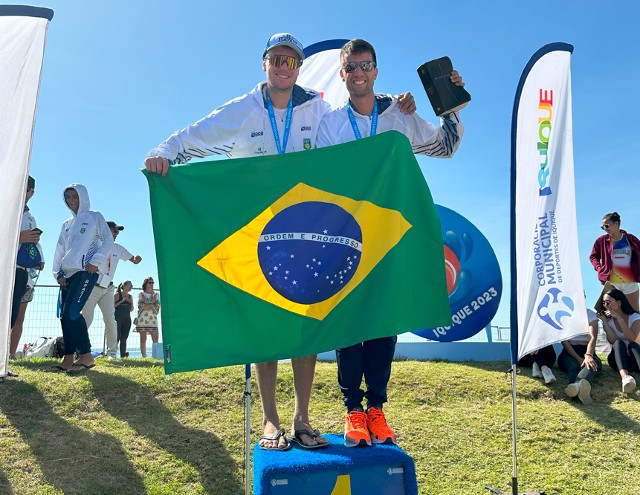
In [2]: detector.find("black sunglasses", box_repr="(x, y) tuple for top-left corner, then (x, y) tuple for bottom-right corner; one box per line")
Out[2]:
(342, 60), (376, 73)
(601, 224), (611, 231)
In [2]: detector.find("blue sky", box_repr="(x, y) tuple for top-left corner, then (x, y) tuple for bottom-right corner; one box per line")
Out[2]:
(25, 0), (640, 331)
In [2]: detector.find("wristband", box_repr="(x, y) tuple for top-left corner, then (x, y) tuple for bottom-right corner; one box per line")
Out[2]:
(584, 353), (593, 357)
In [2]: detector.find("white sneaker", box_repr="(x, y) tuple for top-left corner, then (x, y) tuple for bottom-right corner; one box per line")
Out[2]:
(577, 379), (593, 405)
(541, 366), (556, 384)
(564, 382), (579, 398)
(622, 375), (636, 393)
(531, 362), (542, 378)
(107, 355), (116, 362)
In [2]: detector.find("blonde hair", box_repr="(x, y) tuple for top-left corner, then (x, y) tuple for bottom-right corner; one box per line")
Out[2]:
(117, 280), (132, 293)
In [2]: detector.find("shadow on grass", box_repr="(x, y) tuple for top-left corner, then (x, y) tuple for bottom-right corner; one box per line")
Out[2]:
(455, 359), (640, 432)
(86, 372), (243, 494)
(0, 380), (145, 495)
(0, 467), (14, 495)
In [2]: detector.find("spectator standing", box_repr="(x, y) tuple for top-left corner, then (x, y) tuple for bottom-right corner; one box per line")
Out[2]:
(81, 221), (141, 360)
(49, 184), (113, 374)
(114, 280), (134, 358)
(590, 212), (640, 311)
(135, 276), (160, 358)
(10, 176), (44, 358)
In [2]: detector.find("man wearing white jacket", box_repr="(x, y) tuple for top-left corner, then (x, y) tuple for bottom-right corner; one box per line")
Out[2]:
(50, 184), (114, 374)
(82, 221), (141, 360)
(317, 39), (465, 448)
(144, 33), (417, 450)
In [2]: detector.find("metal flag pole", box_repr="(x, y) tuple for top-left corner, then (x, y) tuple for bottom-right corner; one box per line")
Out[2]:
(244, 363), (252, 495)
(510, 363), (519, 495)
(486, 366), (544, 495)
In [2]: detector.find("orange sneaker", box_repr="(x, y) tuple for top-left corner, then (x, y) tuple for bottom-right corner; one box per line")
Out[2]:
(366, 406), (396, 444)
(344, 410), (371, 447)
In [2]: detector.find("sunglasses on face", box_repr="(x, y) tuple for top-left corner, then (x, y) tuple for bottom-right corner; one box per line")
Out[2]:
(603, 299), (614, 305)
(265, 54), (302, 70)
(342, 60), (376, 73)
(601, 224), (611, 231)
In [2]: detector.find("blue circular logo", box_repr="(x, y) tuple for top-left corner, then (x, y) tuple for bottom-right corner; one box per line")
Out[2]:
(258, 201), (362, 304)
(413, 205), (502, 342)
(537, 287), (574, 330)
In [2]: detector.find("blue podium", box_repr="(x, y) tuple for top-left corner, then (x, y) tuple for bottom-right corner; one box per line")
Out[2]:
(253, 434), (418, 495)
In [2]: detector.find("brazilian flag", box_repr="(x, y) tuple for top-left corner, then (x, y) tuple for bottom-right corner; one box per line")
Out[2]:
(145, 131), (451, 373)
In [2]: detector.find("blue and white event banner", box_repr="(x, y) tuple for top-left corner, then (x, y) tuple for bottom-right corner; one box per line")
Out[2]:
(0, 5), (53, 378)
(510, 43), (587, 363)
(414, 205), (502, 342)
(298, 39), (349, 109)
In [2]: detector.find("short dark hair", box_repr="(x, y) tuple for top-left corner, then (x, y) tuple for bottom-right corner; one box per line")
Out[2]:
(27, 176), (35, 191)
(605, 288), (636, 315)
(603, 211), (621, 224)
(340, 39), (377, 66)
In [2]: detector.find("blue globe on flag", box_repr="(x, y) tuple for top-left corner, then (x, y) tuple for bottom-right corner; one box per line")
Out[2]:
(257, 201), (362, 304)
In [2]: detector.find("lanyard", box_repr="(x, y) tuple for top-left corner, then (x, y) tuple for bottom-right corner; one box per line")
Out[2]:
(346, 99), (378, 140)
(265, 89), (293, 154)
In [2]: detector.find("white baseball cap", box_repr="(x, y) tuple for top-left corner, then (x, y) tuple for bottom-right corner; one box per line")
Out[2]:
(263, 33), (304, 61)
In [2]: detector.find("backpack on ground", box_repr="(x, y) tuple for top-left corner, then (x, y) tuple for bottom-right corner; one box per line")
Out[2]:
(24, 337), (58, 358)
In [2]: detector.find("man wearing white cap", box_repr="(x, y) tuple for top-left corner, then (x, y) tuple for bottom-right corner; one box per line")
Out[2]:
(144, 33), (415, 450)
(81, 221), (141, 360)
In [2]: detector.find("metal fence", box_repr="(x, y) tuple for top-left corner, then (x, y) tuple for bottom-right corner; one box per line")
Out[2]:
(14, 284), (161, 357)
(14, 286), (610, 357)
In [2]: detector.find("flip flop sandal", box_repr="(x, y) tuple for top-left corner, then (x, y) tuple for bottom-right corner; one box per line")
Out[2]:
(287, 428), (329, 449)
(43, 365), (68, 373)
(66, 363), (95, 375)
(259, 428), (291, 451)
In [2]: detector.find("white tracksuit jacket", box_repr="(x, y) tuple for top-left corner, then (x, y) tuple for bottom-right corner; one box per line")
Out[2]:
(316, 93), (463, 157)
(52, 183), (114, 281)
(145, 83), (331, 162)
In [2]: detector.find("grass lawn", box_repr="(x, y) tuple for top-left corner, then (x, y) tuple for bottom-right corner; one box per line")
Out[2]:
(1, 357), (639, 494)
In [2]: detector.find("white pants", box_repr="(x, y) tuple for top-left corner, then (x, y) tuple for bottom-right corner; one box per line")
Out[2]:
(82, 283), (117, 357)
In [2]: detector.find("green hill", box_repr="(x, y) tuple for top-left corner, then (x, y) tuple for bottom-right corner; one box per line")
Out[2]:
(1, 358), (639, 494)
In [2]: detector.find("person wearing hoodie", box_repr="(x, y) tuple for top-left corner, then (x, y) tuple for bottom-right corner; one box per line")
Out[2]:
(48, 184), (114, 375)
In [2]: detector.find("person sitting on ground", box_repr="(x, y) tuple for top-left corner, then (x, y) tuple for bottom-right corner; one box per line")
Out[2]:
(518, 345), (557, 384)
(597, 288), (640, 393)
(558, 308), (602, 404)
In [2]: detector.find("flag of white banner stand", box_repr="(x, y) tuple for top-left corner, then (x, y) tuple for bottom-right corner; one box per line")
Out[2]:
(488, 42), (584, 495)
(298, 39), (349, 109)
(0, 5), (54, 379)
(511, 42), (586, 363)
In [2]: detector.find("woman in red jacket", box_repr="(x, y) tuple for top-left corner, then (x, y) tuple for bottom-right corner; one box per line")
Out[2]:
(590, 212), (640, 312)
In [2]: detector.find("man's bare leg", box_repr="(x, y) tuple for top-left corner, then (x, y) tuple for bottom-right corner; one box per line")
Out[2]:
(255, 361), (286, 449)
(9, 302), (28, 355)
(291, 354), (327, 447)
